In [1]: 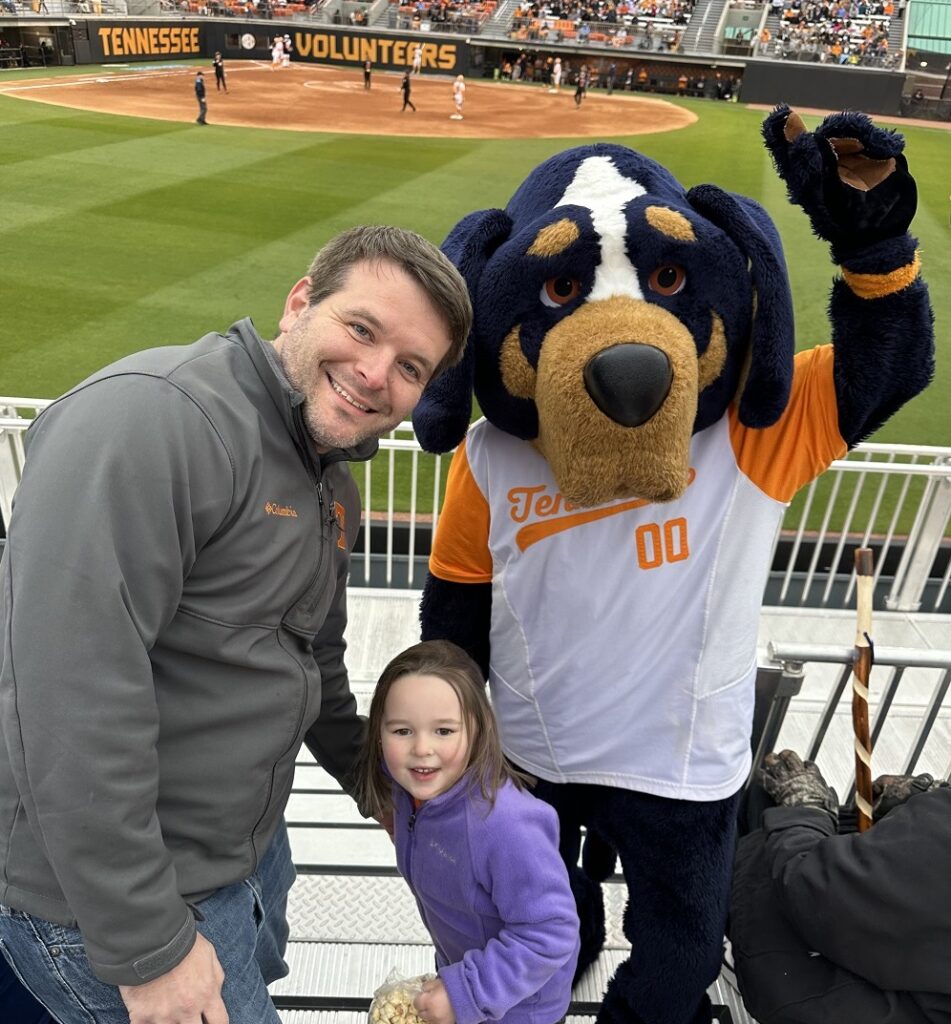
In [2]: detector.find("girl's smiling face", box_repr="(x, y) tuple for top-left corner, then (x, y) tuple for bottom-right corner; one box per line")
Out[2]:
(381, 673), (472, 802)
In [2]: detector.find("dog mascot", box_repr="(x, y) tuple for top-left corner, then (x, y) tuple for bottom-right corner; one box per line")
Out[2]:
(413, 107), (934, 1024)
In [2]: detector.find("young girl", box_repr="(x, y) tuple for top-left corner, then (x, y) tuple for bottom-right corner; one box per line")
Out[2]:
(358, 640), (580, 1024)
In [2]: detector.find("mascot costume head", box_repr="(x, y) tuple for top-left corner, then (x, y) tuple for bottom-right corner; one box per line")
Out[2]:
(416, 107), (933, 1024)
(414, 143), (796, 507)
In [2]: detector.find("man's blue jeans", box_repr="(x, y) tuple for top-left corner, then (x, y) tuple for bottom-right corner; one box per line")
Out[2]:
(0, 822), (295, 1024)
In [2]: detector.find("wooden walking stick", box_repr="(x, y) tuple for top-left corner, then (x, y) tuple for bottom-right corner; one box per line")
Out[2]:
(852, 547), (875, 832)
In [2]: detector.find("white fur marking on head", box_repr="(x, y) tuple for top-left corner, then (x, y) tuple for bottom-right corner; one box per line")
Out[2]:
(555, 156), (645, 301)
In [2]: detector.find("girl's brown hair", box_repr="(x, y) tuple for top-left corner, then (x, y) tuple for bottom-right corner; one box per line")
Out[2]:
(355, 639), (527, 819)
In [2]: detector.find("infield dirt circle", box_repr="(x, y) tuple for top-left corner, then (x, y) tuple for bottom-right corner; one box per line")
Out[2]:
(2, 61), (698, 138)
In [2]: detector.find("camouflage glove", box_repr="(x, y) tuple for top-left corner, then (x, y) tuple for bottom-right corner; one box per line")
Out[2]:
(761, 104), (917, 255)
(761, 750), (838, 819)
(872, 772), (950, 822)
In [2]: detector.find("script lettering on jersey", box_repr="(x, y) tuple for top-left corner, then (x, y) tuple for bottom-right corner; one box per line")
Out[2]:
(510, 469), (696, 555)
(507, 485), (580, 524)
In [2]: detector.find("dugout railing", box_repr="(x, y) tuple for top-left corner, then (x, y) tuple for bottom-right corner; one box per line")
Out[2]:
(2, 401), (950, 613)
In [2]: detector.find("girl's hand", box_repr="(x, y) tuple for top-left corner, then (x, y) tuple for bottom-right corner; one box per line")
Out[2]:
(413, 978), (455, 1024)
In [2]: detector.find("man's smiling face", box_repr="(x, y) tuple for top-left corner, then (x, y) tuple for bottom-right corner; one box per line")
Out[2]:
(274, 259), (452, 452)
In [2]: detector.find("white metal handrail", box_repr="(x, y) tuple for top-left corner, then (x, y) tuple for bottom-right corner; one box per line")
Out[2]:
(765, 641), (951, 785)
(2, 401), (949, 611)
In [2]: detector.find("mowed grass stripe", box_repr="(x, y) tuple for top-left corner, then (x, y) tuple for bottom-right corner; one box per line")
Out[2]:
(0, 82), (947, 452)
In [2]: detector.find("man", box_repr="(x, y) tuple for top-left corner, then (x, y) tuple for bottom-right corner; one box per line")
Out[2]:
(549, 55), (562, 92)
(400, 69), (416, 112)
(363, 58), (372, 89)
(730, 750), (951, 1023)
(194, 68), (207, 124)
(573, 64), (587, 106)
(212, 50), (227, 92)
(450, 73), (464, 119)
(0, 226), (471, 1024)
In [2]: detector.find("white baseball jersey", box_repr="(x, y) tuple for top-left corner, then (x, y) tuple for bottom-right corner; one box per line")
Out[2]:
(430, 346), (846, 800)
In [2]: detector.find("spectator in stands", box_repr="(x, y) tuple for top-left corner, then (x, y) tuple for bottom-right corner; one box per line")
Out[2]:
(730, 750), (951, 1024)
(0, 227), (471, 1024)
(356, 640), (580, 1024)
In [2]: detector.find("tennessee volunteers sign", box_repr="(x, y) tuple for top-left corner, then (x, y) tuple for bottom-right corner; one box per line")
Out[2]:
(93, 24), (202, 59)
(292, 31), (457, 71)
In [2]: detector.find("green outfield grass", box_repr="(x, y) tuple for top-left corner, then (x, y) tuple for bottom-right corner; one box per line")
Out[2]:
(1, 68), (947, 525)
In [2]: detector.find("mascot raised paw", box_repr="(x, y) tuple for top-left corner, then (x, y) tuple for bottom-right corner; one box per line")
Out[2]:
(414, 108), (933, 1024)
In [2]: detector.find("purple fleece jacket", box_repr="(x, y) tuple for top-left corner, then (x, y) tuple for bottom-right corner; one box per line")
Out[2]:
(392, 773), (579, 1024)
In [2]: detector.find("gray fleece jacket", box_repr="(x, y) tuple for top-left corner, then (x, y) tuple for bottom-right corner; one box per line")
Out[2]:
(0, 320), (373, 986)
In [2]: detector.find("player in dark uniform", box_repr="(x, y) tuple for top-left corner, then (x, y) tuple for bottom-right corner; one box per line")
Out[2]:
(213, 51), (227, 93)
(194, 70), (207, 124)
(400, 70), (416, 112)
(574, 64), (588, 107)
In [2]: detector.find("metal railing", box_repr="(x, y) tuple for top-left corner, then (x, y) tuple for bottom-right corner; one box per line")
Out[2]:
(755, 642), (951, 790)
(2, 399), (949, 611)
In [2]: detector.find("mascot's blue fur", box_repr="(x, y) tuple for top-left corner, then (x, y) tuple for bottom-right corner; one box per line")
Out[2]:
(414, 107), (934, 1024)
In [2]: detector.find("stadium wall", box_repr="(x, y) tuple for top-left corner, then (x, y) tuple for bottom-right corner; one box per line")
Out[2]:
(72, 18), (470, 74)
(739, 59), (908, 115)
(11, 17), (912, 115)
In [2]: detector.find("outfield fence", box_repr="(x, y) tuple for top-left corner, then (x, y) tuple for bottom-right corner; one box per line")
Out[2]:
(2, 399), (949, 611)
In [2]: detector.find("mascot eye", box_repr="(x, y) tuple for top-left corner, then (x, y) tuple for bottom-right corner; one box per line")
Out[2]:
(540, 277), (582, 308)
(648, 265), (686, 296)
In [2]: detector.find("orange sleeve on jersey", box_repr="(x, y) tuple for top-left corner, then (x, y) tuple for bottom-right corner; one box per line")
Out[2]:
(729, 345), (848, 503)
(428, 439), (493, 584)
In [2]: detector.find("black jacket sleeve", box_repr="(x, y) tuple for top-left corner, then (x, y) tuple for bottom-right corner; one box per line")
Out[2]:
(762, 794), (951, 996)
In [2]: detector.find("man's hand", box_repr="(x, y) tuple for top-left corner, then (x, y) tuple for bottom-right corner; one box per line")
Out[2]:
(761, 750), (838, 818)
(872, 772), (949, 821)
(119, 931), (228, 1024)
(413, 977), (456, 1024)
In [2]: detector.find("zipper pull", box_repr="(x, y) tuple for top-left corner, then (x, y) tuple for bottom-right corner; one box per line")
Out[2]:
(408, 812), (416, 832)
(316, 477), (340, 530)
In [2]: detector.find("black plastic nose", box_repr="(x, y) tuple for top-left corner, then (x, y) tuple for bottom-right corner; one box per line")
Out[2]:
(583, 344), (673, 428)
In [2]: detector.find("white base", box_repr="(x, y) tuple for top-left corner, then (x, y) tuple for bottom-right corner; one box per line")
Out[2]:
(450, 113), (463, 119)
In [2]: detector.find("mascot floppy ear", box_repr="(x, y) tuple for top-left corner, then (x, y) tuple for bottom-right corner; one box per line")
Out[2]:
(687, 185), (795, 428)
(413, 208), (513, 453)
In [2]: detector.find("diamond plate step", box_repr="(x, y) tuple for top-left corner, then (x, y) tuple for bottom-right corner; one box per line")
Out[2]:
(286, 874), (631, 948)
(273, 942), (627, 1005)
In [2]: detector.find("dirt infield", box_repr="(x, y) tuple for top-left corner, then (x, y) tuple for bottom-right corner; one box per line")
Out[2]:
(0, 62), (697, 138)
